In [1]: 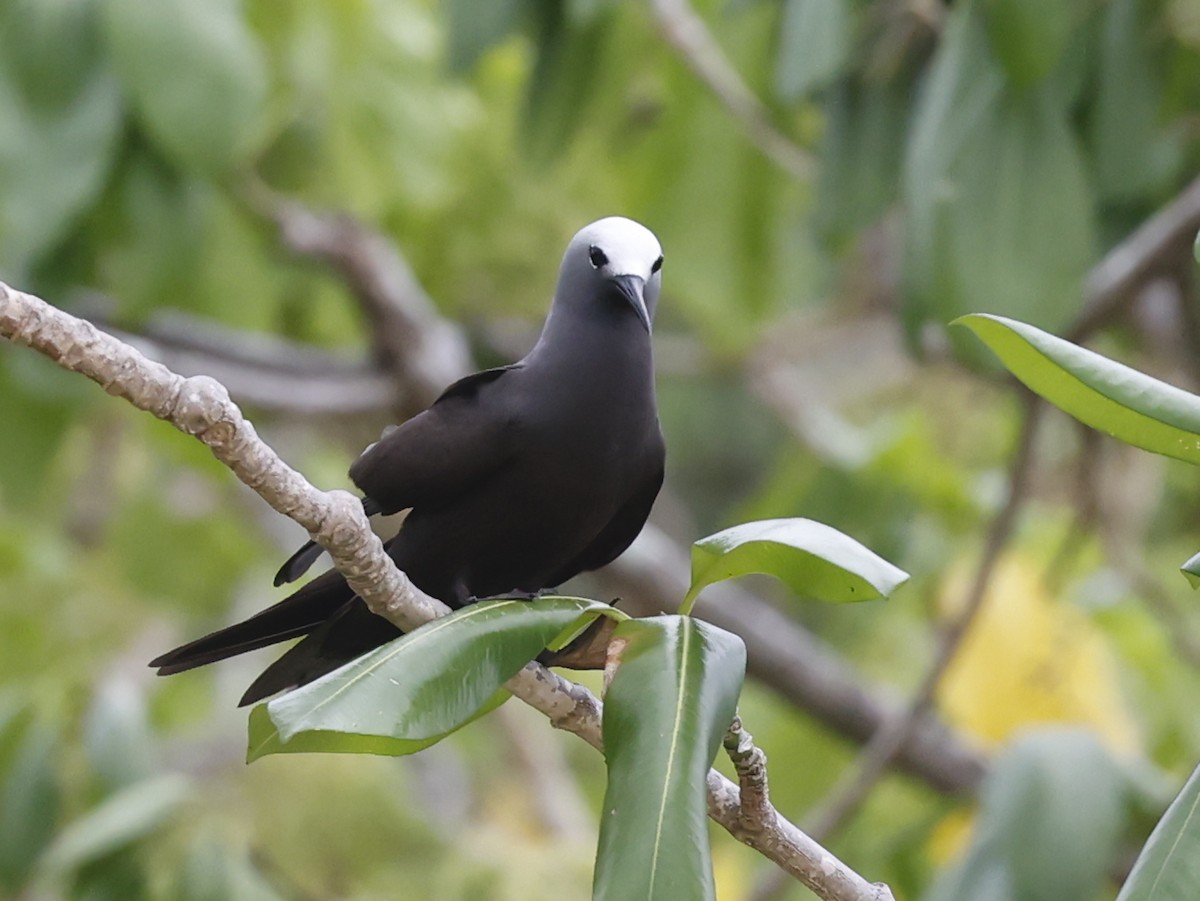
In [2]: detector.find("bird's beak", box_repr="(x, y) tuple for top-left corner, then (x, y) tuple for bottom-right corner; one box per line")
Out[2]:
(611, 274), (651, 333)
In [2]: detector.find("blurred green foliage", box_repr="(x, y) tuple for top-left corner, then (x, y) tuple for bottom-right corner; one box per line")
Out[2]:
(2, 0), (1200, 898)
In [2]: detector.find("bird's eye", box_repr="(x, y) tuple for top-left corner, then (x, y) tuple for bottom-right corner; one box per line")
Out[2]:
(588, 245), (608, 269)
(651, 255), (663, 274)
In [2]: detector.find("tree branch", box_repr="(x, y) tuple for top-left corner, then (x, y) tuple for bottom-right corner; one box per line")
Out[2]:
(0, 281), (892, 901)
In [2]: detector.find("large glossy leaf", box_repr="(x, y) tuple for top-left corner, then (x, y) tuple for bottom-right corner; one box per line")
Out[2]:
(594, 617), (746, 901)
(252, 598), (614, 760)
(246, 698), (505, 762)
(926, 729), (1123, 901)
(37, 775), (190, 877)
(1117, 759), (1200, 900)
(680, 518), (909, 614)
(955, 314), (1200, 465)
(99, 0), (267, 175)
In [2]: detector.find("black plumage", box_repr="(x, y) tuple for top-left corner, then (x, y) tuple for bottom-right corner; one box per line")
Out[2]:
(150, 217), (666, 706)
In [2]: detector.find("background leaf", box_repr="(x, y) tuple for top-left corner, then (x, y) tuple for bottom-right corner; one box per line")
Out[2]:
(682, 517), (909, 613)
(444, 0), (523, 72)
(956, 314), (1200, 464)
(774, 0), (852, 100)
(38, 775), (190, 878)
(903, 4), (1094, 347)
(925, 729), (1123, 901)
(983, 0), (1079, 86)
(0, 62), (121, 277)
(99, 0), (267, 175)
(594, 616), (746, 901)
(0, 708), (61, 891)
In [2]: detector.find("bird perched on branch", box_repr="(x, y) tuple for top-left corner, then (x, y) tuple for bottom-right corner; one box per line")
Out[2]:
(150, 217), (666, 705)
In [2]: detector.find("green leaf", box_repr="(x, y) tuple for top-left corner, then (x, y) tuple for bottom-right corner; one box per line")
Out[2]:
(176, 839), (285, 901)
(955, 314), (1200, 465)
(1181, 552), (1200, 590)
(522, 0), (610, 164)
(983, 0), (1078, 86)
(0, 356), (89, 509)
(254, 598), (613, 759)
(1118, 759), (1200, 901)
(594, 617), (746, 901)
(0, 710), (61, 891)
(83, 680), (155, 793)
(927, 729), (1123, 901)
(0, 59), (121, 277)
(774, 0), (852, 100)
(1090, 0), (1170, 203)
(815, 76), (909, 243)
(99, 0), (267, 175)
(0, 0), (105, 111)
(37, 775), (190, 877)
(246, 701), (499, 762)
(444, 0), (522, 72)
(681, 518), (909, 614)
(903, 5), (1093, 346)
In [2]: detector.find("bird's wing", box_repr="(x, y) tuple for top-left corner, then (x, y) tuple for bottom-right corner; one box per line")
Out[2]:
(273, 364), (522, 587)
(550, 456), (665, 583)
(348, 363), (522, 512)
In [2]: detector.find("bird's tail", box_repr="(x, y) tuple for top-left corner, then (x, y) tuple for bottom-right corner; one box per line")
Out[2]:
(148, 569), (354, 678)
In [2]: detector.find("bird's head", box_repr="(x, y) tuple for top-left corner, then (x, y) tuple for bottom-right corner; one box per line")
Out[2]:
(560, 217), (663, 333)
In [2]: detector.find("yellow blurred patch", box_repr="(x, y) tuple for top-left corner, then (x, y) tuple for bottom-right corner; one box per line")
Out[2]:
(927, 553), (1140, 866)
(936, 553), (1139, 757)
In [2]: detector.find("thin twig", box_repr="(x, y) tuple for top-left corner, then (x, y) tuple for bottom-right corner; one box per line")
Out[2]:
(724, 714), (771, 823)
(648, 0), (814, 180)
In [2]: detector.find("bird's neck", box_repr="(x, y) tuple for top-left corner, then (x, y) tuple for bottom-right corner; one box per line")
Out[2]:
(527, 308), (655, 382)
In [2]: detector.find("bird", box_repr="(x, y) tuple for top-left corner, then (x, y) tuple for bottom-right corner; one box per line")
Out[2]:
(149, 216), (666, 706)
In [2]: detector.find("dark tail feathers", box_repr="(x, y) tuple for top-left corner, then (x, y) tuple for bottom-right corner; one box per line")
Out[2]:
(149, 569), (354, 678)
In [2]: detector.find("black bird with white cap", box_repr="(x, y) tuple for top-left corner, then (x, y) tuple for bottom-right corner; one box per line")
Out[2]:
(150, 217), (667, 705)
